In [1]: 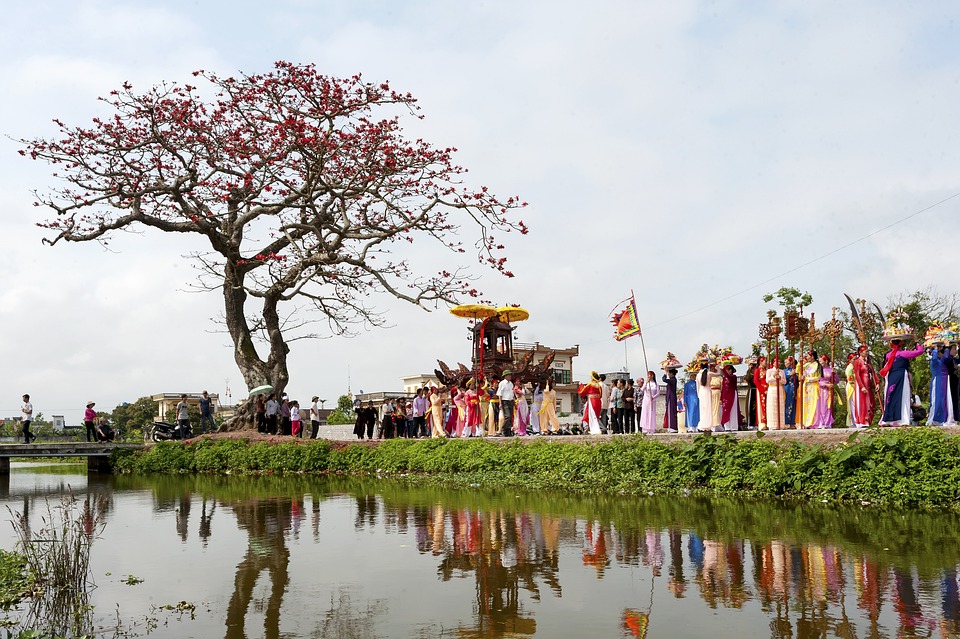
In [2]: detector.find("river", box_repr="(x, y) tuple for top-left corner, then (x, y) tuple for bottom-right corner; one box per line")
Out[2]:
(2, 462), (959, 638)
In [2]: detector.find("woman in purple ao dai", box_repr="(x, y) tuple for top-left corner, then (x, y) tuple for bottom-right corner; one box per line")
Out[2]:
(816, 355), (838, 428)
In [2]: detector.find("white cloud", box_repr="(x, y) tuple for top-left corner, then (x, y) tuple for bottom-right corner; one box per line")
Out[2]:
(1, 0), (959, 423)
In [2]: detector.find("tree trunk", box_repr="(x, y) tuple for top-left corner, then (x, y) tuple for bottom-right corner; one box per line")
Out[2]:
(220, 263), (291, 431)
(262, 293), (290, 397)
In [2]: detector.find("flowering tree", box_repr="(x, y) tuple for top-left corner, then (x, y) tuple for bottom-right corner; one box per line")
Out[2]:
(21, 61), (526, 423)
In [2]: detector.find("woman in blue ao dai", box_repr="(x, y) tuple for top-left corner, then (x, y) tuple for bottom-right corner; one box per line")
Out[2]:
(928, 346), (955, 425)
(683, 372), (700, 432)
(782, 356), (798, 428)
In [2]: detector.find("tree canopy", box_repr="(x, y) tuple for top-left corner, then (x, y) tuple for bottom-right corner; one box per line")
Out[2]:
(21, 62), (527, 412)
(325, 394), (356, 425)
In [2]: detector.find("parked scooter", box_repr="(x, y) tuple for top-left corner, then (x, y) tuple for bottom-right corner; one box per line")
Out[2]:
(151, 421), (193, 441)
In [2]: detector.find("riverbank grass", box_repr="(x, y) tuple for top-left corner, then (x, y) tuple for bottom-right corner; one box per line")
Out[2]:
(109, 427), (960, 509)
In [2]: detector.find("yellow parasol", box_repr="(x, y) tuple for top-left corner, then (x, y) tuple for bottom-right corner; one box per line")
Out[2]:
(449, 304), (498, 320)
(496, 305), (530, 323)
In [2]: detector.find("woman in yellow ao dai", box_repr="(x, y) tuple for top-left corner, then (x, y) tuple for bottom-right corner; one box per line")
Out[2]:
(799, 351), (821, 428)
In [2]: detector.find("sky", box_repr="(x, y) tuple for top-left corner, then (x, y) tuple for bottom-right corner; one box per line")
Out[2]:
(2, 0), (959, 423)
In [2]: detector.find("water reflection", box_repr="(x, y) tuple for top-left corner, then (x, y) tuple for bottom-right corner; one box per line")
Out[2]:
(225, 497), (291, 639)
(5, 471), (960, 639)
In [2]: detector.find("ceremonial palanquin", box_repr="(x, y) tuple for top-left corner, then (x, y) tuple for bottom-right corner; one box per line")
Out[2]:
(436, 305), (557, 387)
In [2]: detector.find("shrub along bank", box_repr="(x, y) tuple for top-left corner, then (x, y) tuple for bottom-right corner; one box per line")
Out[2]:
(109, 427), (960, 510)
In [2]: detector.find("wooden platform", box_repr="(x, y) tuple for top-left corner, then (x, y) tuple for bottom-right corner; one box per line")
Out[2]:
(0, 442), (144, 473)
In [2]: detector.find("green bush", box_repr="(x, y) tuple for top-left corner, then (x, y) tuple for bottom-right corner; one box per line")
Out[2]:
(107, 428), (960, 509)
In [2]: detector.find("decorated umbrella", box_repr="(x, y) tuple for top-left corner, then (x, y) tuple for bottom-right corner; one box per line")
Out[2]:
(449, 303), (499, 321)
(450, 304), (499, 386)
(248, 384), (273, 397)
(496, 305), (530, 323)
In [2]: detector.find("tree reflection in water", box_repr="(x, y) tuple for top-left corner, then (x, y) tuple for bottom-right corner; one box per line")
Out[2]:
(224, 497), (291, 639)
(430, 507), (567, 637)
(102, 475), (960, 639)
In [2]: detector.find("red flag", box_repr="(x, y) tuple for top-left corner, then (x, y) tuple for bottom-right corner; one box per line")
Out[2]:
(610, 297), (641, 341)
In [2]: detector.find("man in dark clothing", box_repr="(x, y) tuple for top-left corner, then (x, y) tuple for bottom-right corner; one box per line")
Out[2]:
(622, 379), (636, 434)
(199, 390), (216, 433)
(946, 344), (960, 421)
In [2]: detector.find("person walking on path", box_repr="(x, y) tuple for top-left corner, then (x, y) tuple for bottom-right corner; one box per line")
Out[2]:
(290, 401), (302, 437)
(720, 364), (742, 432)
(21, 394), (36, 444)
(578, 371), (603, 435)
(429, 388), (448, 438)
(529, 382), (543, 435)
(265, 393), (279, 435)
(600, 374), (611, 433)
(683, 372), (700, 432)
(198, 390), (216, 434)
(638, 372), (660, 434)
(765, 359), (786, 430)
(84, 401), (97, 442)
(310, 396), (321, 438)
(412, 388), (428, 438)
(497, 370), (516, 437)
(175, 394), (192, 438)
(662, 369), (678, 433)
(255, 396), (267, 433)
(538, 378), (562, 434)
(609, 379), (622, 434)
(279, 396), (292, 436)
(879, 340), (925, 426)
(620, 378), (643, 433)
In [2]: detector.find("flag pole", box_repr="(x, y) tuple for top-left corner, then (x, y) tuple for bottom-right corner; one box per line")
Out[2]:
(633, 290), (649, 376)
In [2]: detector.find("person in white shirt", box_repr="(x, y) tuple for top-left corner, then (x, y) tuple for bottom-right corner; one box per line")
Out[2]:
(609, 380), (622, 434)
(310, 396), (321, 438)
(265, 394), (279, 435)
(412, 388), (428, 438)
(496, 371), (516, 437)
(175, 394), (192, 437)
(21, 394), (35, 444)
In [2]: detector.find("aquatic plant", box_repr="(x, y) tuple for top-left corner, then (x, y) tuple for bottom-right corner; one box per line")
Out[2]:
(7, 491), (108, 637)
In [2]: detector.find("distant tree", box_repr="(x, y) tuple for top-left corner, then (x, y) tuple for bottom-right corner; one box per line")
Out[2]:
(886, 286), (960, 339)
(109, 397), (156, 433)
(882, 288), (960, 402)
(762, 287), (813, 312)
(21, 62), (528, 428)
(325, 394), (356, 425)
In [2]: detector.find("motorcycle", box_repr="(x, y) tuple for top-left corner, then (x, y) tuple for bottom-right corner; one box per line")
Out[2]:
(151, 421), (193, 442)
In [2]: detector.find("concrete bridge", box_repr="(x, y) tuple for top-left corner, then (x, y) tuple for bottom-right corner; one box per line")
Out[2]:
(0, 442), (144, 474)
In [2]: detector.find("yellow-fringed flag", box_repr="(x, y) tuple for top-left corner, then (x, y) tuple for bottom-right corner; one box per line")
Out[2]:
(611, 297), (641, 342)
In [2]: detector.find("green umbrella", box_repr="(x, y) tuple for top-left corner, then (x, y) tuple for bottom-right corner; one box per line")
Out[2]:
(248, 384), (273, 397)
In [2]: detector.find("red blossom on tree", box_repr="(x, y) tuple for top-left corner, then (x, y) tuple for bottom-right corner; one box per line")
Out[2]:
(20, 61), (527, 423)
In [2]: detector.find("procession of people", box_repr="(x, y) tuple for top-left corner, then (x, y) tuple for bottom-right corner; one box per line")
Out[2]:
(345, 320), (959, 441)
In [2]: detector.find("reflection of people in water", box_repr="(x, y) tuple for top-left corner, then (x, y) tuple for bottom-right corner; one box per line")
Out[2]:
(582, 521), (610, 576)
(225, 498), (292, 639)
(697, 539), (747, 609)
(943, 569), (960, 638)
(667, 528), (686, 596)
(176, 493), (191, 542)
(894, 567), (924, 636)
(199, 497), (216, 546)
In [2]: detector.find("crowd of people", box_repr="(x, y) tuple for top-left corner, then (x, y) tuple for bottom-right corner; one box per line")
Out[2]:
(350, 370), (570, 440)
(342, 334), (959, 441)
(579, 337), (959, 435)
(254, 393), (323, 438)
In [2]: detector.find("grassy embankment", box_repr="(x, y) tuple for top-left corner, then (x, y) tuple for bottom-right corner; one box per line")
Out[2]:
(107, 426), (960, 510)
